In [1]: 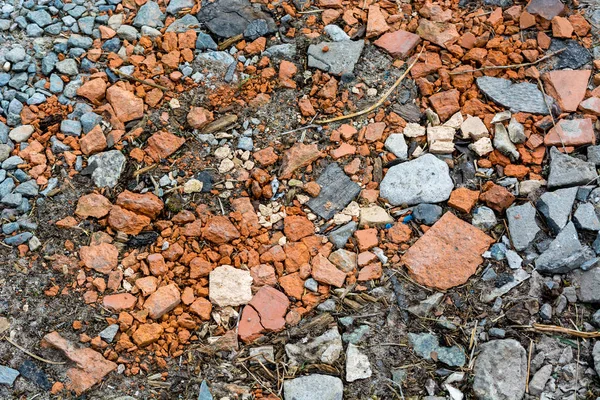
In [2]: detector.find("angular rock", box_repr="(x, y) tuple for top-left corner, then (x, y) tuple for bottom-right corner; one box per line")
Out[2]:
(547, 147), (598, 189)
(402, 212), (494, 290)
(106, 85), (144, 123)
(548, 39), (592, 70)
(374, 29), (421, 58)
(328, 221), (357, 248)
(307, 163), (361, 219)
(416, 19), (459, 48)
(579, 267), (600, 303)
(529, 364), (553, 396)
(132, 323), (163, 347)
(412, 203), (443, 225)
(472, 206), (498, 230)
(285, 328), (343, 366)
(144, 284), (181, 319)
(505, 203), (540, 250)
(0, 365), (18, 386)
(535, 222), (593, 274)
(384, 133), (408, 160)
(346, 343), (372, 382)
(473, 339), (526, 400)
(573, 203), (600, 231)
(87, 150), (126, 188)
(536, 187), (577, 234)
(197, 0), (276, 38)
(116, 191), (163, 219)
(476, 77), (553, 114)
(359, 205), (393, 227)
(307, 40), (364, 76)
(280, 143), (322, 179)
(526, 0), (565, 20)
(248, 286), (289, 332)
(133, 1), (164, 28)
(209, 265), (253, 306)
(80, 242), (118, 274)
(311, 253), (346, 287)
(408, 332), (465, 367)
(283, 374), (343, 400)
(380, 154), (454, 206)
(202, 216), (240, 244)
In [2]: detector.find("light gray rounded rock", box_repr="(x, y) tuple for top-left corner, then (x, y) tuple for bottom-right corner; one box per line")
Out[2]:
(473, 339), (527, 400)
(283, 374), (343, 400)
(380, 154), (453, 206)
(384, 133), (408, 161)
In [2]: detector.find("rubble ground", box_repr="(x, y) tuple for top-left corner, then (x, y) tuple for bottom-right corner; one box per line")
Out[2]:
(1, 0), (600, 398)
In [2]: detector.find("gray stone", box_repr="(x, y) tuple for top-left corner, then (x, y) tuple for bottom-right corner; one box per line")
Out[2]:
(5, 232), (33, 246)
(55, 59), (78, 75)
(384, 133), (407, 161)
(380, 154), (453, 206)
(8, 125), (34, 143)
(342, 325), (370, 344)
(244, 19), (270, 40)
(328, 220), (357, 248)
(197, 0), (276, 39)
(346, 343), (371, 382)
(165, 14), (199, 32)
(196, 51), (235, 68)
(472, 206), (497, 230)
(283, 374), (343, 400)
(408, 333), (465, 367)
(493, 123), (519, 161)
(80, 112), (102, 133)
(592, 309), (600, 327)
(0, 365), (19, 386)
(2, 155), (24, 170)
(307, 163), (361, 219)
(548, 39), (592, 70)
(408, 292), (443, 317)
(548, 147), (598, 189)
(99, 324), (119, 343)
(264, 44), (296, 58)
(587, 145), (600, 166)
(304, 278), (318, 292)
(88, 150), (126, 188)
(412, 203), (442, 225)
(196, 32), (218, 50)
(14, 180), (39, 197)
(579, 267), (600, 303)
(505, 250), (522, 269)
(1, 193), (23, 207)
(117, 25), (139, 41)
(0, 179), (14, 198)
(49, 74), (64, 93)
(140, 26), (161, 38)
(27, 10), (53, 27)
(237, 136), (253, 151)
(42, 53), (58, 76)
(536, 222), (592, 274)
(78, 16), (95, 35)
(529, 364), (552, 396)
(133, 2), (164, 28)
(307, 40), (364, 76)
(8, 73), (27, 90)
(593, 341), (600, 375)
(0, 144), (9, 162)
(6, 47), (26, 63)
(60, 120), (82, 136)
(324, 24), (350, 41)
(27, 93), (46, 105)
(26, 24), (44, 37)
(506, 203), (540, 251)
(488, 328), (506, 338)
(539, 303), (552, 320)
(473, 339), (526, 400)
(536, 187), (578, 234)
(67, 34), (93, 49)
(166, 0), (194, 14)
(285, 328), (343, 367)
(476, 76), (553, 115)
(573, 203), (600, 231)
(507, 118), (526, 144)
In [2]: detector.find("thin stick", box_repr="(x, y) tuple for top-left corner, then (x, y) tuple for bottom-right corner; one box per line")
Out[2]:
(3, 336), (66, 365)
(531, 323), (600, 338)
(133, 163), (157, 177)
(279, 124), (319, 135)
(525, 339), (533, 393)
(449, 48), (566, 75)
(316, 46), (425, 124)
(109, 68), (170, 91)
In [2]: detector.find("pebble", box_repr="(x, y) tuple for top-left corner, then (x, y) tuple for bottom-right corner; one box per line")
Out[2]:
(0, 365), (19, 386)
(346, 344), (372, 382)
(412, 203), (443, 225)
(536, 222), (592, 274)
(473, 340), (526, 400)
(283, 374), (343, 400)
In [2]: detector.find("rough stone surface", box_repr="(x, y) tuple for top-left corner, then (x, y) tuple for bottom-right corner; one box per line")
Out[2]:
(209, 265), (253, 306)
(535, 222), (592, 274)
(573, 203), (600, 231)
(536, 187), (578, 234)
(402, 212), (494, 290)
(283, 374), (343, 400)
(285, 328), (343, 366)
(579, 266), (600, 303)
(380, 154), (454, 206)
(307, 40), (365, 76)
(476, 77), (553, 114)
(87, 150), (126, 188)
(473, 340), (526, 400)
(197, 0), (276, 38)
(307, 163), (361, 219)
(408, 332), (465, 367)
(346, 343), (372, 382)
(547, 147), (598, 189)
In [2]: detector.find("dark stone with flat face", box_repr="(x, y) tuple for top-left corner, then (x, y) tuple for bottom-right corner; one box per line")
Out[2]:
(18, 360), (51, 390)
(127, 231), (159, 247)
(548, 39), (593, 70)
(526, 0), (565, 20)
(476, 77), (553, 115)
(307, 163), (361, 220)
(197, 0), (276, 39)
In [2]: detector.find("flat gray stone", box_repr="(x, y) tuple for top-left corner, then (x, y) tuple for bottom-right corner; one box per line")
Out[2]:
(55, 59), (78, 75)
(307, 40), (364, 76)
(0, 365), (19, 386)
(384, 133), (408, 161)
(472, 206), (497, 230)
(408, 332), (465, 367)
(579, 266), (600, 303)
(283, 374), (343, 400)
(88, 150), (126, 188)
(328, 221), (357, 248)
(573, 203), (600, 231)
(477, 76), (553, 115)
(473, 339), (527, 400)
(536, 187), (578, 234)
(535, 222), (593, 274)
(8, 125), (33, 143)
(197, 0), (276, 38)
(307, 163), (361, 220)
(587, 145), (600, 166)
(133, 1), (164, 28)
(548, 147), (598, 189)
(285, 328), (343, 367)
(380, 154), (453, 206)
(166, 0), (194, 14)
(506, 203), (540, 251)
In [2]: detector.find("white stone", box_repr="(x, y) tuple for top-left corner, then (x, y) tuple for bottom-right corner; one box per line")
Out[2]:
(346, 343), (372, 382)
(218, 158), (235, 173)
(443, 112), (463, 129)
(209, 265), (253, 307)
(403, 122), (426, 137)
(384, 133), (408, 160)
(9, 125), (34, 143)
(520, 179), (546, 195)
(460, 115), (488, 140)
(183, 179), (203, 193)
(469, 137), (494, 156)
(214, 146), (231, 159)
(427, 126), (455, 154)
(359, 205), (393, 227)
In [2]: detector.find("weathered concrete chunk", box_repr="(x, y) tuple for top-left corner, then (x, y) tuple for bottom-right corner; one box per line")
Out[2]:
(86, 150), (126, 188)
(535, 222), (593, 274)
(573, 203), (600, 231)
(307, 40), (364, 76)
(380, 154), (454, 206)
(536, 187), (578, 234)
(473, 339), (527, 400)
(476, 77), (553, 114)
(547, 147), (598, 189)
(285, 328), (343, 366)
(307, 163), (361, 220)
(346, 343), (372, 382)
(283, 374), (343, 400)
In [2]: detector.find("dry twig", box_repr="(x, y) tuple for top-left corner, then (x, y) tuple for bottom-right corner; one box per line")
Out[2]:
(531, 323), (600, 338)
(316, 46), (425, 124)
(109, 68), (170, 91)
(2, 336), (66, 365)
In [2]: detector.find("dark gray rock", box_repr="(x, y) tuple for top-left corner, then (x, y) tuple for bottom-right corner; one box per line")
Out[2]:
(473, 340), (526, 400)
(307, 163), (361, 220)
(283, 374), (343, 400)
(579, 267), (600, 303)
(535, 222), (593, 274)
(547, 147), (598, 189)
(307, 40), (364, 76)
(380, 154), (453, 206)
(197, 0), (276, 38)
(244, 18), (269, 40)
(506, 203), (540, 251)
(412, 203), (443, 225)
(548, 39), (592, 70)
(328, 221), (357, 248)
(573, 203), (600, 231)
(18, 360), (50, 390)
(536, 187), (577, 234)
(476, 76), (553, 115)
